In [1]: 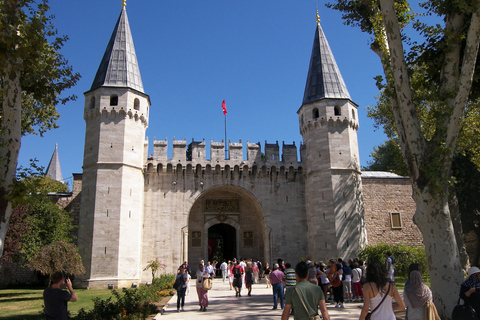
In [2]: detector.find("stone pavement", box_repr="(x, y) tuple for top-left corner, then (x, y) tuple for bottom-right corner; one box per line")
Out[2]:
(153, 278), (391, 320)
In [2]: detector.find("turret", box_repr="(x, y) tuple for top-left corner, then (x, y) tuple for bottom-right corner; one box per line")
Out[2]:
(77, 2), (151, 289)
(298, 11), (365, 260)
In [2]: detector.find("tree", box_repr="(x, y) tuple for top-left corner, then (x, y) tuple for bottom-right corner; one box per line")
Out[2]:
(28, 241), (85, 283)
(362, 138), (409, 175)
(327, 0), (480, 317)
(2, 160), (73, 264)
(0, 0), (80, 258)
(143, 258), (167, 282)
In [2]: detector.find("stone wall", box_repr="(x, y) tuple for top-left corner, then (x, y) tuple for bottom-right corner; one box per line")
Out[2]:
(362, 175), (423, 247)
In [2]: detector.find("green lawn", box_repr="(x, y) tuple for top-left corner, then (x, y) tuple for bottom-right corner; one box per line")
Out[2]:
(0, 288), (112, 320)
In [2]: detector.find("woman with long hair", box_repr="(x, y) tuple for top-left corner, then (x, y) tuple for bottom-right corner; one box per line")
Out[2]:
(404, 270), (433, 320)
(359, 260), (405, 320)
(245, 262), (254, 296)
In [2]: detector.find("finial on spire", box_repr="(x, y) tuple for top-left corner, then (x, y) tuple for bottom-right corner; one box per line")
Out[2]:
(122, 0), (126, 9)
(316, 9), (321, 25)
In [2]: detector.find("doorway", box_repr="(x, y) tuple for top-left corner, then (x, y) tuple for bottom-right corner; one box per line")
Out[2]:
(208, 224), (236, 262)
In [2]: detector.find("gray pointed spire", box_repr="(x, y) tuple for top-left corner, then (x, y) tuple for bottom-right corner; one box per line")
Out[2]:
(90, 7), (144, 92)
(45, 144), (63, 182)
(302, 21), (351, 104)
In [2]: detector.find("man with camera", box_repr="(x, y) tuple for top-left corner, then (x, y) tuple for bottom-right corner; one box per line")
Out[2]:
(43, 271), (78, 320)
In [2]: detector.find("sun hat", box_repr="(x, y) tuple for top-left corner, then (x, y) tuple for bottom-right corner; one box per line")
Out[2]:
(467, 266), (480, 279)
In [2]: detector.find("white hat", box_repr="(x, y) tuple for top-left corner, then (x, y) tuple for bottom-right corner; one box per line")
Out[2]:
(467, 267), (480, 279)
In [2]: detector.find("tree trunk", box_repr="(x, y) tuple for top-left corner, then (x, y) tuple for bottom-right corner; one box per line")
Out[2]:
(449, 190), (470, 270)
(0, 64), (22, 258)
(413, 190), (464, 320)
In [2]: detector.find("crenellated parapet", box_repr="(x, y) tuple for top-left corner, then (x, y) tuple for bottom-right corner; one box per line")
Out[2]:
(145, 138), (304, 175)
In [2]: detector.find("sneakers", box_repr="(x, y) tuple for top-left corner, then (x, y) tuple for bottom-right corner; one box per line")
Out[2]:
(181, 307), (184, 311)
(340, 303), (345, 308)
(335, 303), (339, 308)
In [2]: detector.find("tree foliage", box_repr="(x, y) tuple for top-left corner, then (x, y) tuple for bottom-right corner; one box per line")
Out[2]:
(28, 241), (85, 279)
(362, 138), (410, 175)
(2, 160), (74, 265)
(0, 0), (81, 137)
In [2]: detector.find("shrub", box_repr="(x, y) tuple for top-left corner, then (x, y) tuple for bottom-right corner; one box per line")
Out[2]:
(71, 274), (175, 320)
(356, 243), (428, 279)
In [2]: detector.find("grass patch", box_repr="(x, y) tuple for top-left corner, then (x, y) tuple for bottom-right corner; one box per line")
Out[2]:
(0, 288), (112, 320)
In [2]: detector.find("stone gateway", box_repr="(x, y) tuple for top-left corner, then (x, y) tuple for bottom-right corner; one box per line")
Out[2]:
(72, 6), (420, 290)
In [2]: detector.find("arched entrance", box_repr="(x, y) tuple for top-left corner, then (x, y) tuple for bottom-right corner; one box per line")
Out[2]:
(208, 224), (236, 262)
(187, 185), (269, 270)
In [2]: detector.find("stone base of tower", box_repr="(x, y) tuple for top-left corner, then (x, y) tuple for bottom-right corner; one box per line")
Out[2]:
(74, 278), (142, 290)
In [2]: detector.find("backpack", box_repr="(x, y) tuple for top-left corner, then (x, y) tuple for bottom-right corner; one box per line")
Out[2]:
(234, 266), (241, 279)
(173, 275), (184, 291)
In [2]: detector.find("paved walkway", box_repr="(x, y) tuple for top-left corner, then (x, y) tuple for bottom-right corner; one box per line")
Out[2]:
(154, 278), (376, 320)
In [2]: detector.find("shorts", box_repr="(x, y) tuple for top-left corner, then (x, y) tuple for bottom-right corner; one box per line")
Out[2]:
(233, 278), (242, 288)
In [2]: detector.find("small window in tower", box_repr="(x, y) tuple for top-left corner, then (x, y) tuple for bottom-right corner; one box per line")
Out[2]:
(390, 212), (402, 229)
(352, 109), (356, 120)
(90, 97), (95, 110)
(110, 95), (118, 106)
(134, 98), (140, 110)
(334, 106), (341, 116)
(313, 108), (319, 119)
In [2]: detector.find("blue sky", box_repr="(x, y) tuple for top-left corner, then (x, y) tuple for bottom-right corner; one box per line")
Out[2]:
(18, 0), (388, 188)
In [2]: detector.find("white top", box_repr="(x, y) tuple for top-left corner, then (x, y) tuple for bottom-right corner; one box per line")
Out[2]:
(370, 285), (395, 320)
(352, 268), (362, 283)
(220, 262), (228, 271)
(404, 292), (426, 320)
(320, 272), (330, 285)
(196, 270), (209, 288)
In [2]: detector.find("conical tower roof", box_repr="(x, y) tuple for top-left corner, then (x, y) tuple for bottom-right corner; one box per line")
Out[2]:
(90, 6), (144, 93)
(45, 144), (63, 182)
(302, 19), (351, 104)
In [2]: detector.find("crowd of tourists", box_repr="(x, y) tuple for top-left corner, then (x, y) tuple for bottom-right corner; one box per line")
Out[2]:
(172, 254), (478, 320)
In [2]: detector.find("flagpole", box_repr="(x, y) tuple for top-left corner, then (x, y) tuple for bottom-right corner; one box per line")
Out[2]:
(224, 113), (228, 159)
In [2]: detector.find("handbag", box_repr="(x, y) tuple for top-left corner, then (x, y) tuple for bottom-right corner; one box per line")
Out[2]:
(295, 287), (321, 320)
(202, 277), (212, 291)
(425, 300), (441, 320)
(173, 275), (184, 291)
(365, 282), (390, 320)
(452, 298), (479, 320)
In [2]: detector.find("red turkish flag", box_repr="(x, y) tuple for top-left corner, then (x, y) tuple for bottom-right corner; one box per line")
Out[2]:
(222, 100), (227, 115)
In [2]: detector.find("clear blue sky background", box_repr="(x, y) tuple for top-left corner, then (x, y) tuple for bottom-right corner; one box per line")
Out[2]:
(18, 0), (389, 188)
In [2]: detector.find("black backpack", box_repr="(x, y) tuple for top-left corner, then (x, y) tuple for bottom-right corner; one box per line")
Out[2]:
(173, 275), (184, 291)
(234, 266), (241, 279)
(452, 299), (479, 320)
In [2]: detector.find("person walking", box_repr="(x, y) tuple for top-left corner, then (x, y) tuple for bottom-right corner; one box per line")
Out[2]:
(196, 263), (210, 311)
(263, 262), (272, 288)
(385, 252), (395, 282)
(460, 266), (480, 316)
(359, 260), (405, 320)
(352, 262), (363, 302)
(233, 262), (245, 297)
(175, 266), (188, 312)
(220, 260), (228, 282)
(269, 263), (285, 310)
(281, 261), (330, 320)
(206, 261), (214, 278)
(228, 261), (234, 290)
(404, 270), (433, 320)
(245, 262), (254, 296)
(43, 272), (78, 320)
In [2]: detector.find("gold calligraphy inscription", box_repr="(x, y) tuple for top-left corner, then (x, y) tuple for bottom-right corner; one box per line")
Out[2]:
(205, 199), (239, 211)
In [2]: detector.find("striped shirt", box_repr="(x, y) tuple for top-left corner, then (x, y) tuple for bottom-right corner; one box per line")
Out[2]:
(284, 268), (296, 286)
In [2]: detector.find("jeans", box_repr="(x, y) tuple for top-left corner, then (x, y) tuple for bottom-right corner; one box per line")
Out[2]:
(272, 282), (284, 309)
(176, 286), (186, 309)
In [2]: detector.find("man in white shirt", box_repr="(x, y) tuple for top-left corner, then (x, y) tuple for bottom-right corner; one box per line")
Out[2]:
(220, 260), (228, 282)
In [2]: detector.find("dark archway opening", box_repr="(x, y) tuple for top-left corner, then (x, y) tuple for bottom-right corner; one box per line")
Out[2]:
(208, 224), (236, 264)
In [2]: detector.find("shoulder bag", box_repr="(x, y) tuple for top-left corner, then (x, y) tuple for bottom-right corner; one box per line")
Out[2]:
(425, 300), (441, 320)
(202, 277), (212, 291)
(452, 298), (478, 320)
(295, 287), (321, 320)
(365, 282), (390, 320)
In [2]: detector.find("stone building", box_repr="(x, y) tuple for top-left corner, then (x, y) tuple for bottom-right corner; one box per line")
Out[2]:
(68, 5), (422, 289)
